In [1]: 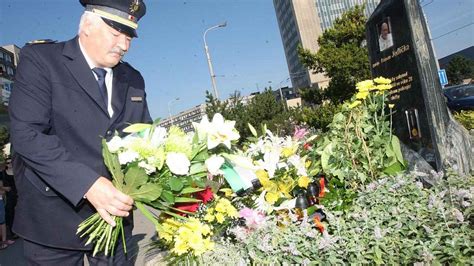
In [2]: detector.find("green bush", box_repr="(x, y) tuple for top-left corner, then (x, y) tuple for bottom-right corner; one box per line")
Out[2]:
(295, 103), (341, 132)
(205, 171), (474, 265)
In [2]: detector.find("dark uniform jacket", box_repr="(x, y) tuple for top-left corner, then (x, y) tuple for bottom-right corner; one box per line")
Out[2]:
(9, 36), (152, 249)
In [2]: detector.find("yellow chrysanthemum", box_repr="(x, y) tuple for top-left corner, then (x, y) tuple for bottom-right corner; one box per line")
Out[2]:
(356, 80), (374, 92)
(298, 175), (311, 188)
(203, 238), (215, 250)
(215, 201), (226, 213)
(349, 100), (362, 109)
(204, 212), (215, 223)
(215, 212), (225, 223)
(374, 77), (392, 84)
(376, 84), (392, 91)
(355, 91), (370, 100)
(172, 239), (189, 255)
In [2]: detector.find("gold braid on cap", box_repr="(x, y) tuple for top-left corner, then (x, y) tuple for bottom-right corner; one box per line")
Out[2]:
(92, 8), (138, 29)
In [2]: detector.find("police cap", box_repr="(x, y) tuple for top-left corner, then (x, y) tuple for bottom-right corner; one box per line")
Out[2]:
(80, 0), (146, 38)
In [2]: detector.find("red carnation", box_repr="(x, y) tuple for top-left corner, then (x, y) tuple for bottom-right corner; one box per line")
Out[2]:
(195, 187), (214, 204)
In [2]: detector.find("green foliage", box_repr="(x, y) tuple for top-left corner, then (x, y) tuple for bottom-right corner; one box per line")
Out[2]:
(205, 90), (295, 142)
(312, 79), (405, 189)
(446, 55), (474, 85)
(293, 103), (341, 132)
(205, 171), (474, 264)
(298, 5), (371, 103)
(453, 110), (474, 130)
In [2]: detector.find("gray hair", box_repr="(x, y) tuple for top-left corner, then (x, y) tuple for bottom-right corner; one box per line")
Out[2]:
(78, 11), (103, 35)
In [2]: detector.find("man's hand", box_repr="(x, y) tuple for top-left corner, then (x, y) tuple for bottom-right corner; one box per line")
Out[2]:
(85, 177), (133, 227)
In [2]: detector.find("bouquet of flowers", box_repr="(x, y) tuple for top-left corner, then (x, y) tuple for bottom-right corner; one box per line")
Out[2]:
(77, 113), (240, 256)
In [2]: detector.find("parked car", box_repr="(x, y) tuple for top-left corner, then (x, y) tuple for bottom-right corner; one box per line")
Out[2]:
(443, 84), (474, 111)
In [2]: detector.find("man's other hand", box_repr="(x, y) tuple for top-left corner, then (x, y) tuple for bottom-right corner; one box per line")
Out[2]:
(85, 177), (134, 226)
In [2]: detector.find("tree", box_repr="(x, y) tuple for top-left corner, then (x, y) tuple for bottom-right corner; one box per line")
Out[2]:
(446, 55), (474, 85)
(298, 5), (371, 103)
(205, 89), (295, 143)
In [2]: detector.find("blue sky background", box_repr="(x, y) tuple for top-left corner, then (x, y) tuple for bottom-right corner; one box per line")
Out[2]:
(1, 0), (473, 120)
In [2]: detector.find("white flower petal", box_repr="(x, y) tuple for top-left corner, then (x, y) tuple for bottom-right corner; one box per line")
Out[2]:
(166, 152), (190, 175)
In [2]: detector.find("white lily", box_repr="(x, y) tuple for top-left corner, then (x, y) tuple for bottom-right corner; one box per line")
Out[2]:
(207, 113), (240, 149)
(192, 115), (211, 141)
(256, 148), (281, 179)
(288, 155), (308, 176)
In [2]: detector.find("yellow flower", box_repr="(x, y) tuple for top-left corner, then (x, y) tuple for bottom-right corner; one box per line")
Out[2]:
(298, 176), (311, 188)
(203, 238), (215, 250)
(265, 191), (280, 204)
(388, 104), (395, 109)
(305, 160), (311, 168)
(349, 100), (362, 109)
(172, 239), (189, 255)
(356, 80), (374, 92)
(204, 212), (215, 223)
(355, 91), (369, 100)
(226, 206), (238, 218)
(219, 188), (234, 198)
(256, 169), (270, 186)
(215, 212), (225, 223)
(215, 201), (226, 213)
(281, 147), (296, 158)
(278, 181), (293, 198)
(374, 77), (392, 84)
(376, 84), (392, 91)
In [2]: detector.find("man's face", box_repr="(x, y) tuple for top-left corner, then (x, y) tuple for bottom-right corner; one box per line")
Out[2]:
(84, 19), (132, 68)
(381, 23), (389, 39)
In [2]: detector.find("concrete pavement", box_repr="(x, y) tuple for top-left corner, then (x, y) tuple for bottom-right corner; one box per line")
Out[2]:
(0, 208), (157, 266)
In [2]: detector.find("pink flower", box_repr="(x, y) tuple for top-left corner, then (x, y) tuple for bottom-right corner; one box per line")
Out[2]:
(239, 208), (266, 229)
(293, 126), (309, 140)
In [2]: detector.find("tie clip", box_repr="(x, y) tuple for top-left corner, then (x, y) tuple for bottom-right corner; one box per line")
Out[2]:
(131, 96), (143, 102)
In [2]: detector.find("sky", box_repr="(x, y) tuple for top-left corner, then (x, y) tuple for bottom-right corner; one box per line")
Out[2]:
(1, 0), (473, 120)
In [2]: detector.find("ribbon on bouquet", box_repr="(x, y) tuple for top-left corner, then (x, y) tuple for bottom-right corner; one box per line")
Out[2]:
(221, 162), (261, 196)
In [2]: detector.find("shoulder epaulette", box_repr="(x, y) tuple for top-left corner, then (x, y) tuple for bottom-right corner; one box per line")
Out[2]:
(25, 39), (57, 46)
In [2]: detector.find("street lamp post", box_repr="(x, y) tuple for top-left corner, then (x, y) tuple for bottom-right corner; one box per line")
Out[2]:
(203, 21), (227, 100)
(168, 97), (180, 126)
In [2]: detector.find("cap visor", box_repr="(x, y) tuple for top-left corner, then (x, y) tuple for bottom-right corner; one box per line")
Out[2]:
(101, 17), (137, 38)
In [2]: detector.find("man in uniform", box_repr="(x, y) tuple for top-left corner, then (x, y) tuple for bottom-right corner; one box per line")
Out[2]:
(9, 0), (151, 264)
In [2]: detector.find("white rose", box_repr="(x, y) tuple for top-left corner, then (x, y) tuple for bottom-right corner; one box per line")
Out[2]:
(107, 136), (123, 153)
(166, 152), (190, 176)
(205, 155), (225, 175)
(138, 161), (156, 175)
(118, 150), (139, 165)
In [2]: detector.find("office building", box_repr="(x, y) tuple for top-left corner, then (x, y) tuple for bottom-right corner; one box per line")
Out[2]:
(273, 0), (380, 90)
(316, 0), (380, 31)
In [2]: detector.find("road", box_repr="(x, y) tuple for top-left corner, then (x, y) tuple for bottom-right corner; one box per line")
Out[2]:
(0, 208), (157, 266)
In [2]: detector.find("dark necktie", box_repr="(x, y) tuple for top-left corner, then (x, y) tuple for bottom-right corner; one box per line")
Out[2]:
(92, 67), (108, 108)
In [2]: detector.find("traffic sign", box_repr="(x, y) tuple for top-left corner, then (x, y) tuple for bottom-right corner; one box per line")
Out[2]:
(438, 69), (448, 86)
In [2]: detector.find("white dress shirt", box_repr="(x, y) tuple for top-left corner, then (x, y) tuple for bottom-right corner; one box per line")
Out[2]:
(78, 41), (114, 117)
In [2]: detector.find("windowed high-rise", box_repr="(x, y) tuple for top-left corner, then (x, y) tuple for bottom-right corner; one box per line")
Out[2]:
(273, 0), (380, 90)
(273, 0), (328, 90)
(316, 0), (380, 31)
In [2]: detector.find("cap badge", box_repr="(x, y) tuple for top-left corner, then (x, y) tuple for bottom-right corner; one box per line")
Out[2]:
(129, 0), (140, 14)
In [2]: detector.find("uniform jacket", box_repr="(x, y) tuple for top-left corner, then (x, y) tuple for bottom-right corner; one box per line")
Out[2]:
(9, 36), (152, 249)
